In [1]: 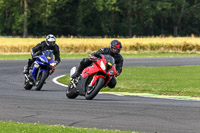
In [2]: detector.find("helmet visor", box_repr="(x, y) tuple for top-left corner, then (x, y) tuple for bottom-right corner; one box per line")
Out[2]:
(48, 41), (55, 46)
(112, 47), (120, 53)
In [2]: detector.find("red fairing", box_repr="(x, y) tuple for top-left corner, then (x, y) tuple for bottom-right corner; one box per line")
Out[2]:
(104, 65), (118, 86)
(90, 75), (105, 86)
(107, 64), (117, 76)
(82, 56), (107, 79)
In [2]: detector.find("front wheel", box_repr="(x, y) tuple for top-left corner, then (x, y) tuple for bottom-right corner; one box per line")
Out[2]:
(85, 77), (105, 100)
(35, 71), (48, 91)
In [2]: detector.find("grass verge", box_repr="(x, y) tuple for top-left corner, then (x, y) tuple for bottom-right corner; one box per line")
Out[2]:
(0, 52), (200, 60)
(58, 65), (200, 97)
(0, 121), (137, 133)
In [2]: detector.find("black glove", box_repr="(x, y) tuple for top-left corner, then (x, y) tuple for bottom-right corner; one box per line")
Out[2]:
(115, 71), (120, 77)
(88, 56), (97, 60)
(32, 50), (42, 57)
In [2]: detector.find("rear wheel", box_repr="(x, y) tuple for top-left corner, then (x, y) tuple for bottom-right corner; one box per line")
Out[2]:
(66, 81), (78, 99)
(85, 77), (105, 100)
(35, 71), (47, 91)
(24, 77), (33, 90)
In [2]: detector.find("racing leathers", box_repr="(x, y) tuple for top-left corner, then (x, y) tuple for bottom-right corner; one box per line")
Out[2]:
(24, 41), (60, 74)
(72, 48), (123, 88)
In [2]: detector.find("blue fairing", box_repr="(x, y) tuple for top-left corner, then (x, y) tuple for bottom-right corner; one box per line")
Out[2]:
(32, 67), (48, 80)
(30, 50), (56, 80)
(31, 67), (37, 80)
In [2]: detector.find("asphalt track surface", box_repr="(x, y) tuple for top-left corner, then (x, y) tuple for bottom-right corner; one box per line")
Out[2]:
(1, 57), (200, 133)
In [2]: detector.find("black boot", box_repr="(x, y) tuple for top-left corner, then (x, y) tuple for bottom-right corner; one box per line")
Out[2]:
(23, 58), (33, 74)
(71, 71), (81, 79)
(23, 65), (29, 74)
(71, 58), (92, 79)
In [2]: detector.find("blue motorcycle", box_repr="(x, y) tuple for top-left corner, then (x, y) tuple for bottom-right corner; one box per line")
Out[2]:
(24, 50), (57, 90)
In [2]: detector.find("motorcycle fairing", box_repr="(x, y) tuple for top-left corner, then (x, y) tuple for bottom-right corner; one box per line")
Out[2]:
(82, 57), (107, 79)
(82, 65), (98, 79)
(30, 50), (55, 82)
(36, 55), (48, 63)
(90, 74), (105, 86)
(106, 64), (117, 76)
(31, 61), (47, 80)
(80, 55), (115, 88)
(75, 75), (90, 96)
(32, 67), (38, 80)
(35, 51), (56, 65)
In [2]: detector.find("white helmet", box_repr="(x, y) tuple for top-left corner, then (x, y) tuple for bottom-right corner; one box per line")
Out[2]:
(46, 34), (56, 46)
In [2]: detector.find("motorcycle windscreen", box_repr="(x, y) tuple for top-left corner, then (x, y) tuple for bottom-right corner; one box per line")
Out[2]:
(104, 54), (115, 65)
(43, 50), (55, 63)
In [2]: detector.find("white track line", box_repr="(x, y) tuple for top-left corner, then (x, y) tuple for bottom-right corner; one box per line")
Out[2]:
(52, 75), (200, 101)
(52, 75), (123, 96)
(52, 75), (122, 96)
(52, 75), (68, 87)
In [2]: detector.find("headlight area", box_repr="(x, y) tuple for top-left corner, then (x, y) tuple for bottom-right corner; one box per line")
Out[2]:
(34, 62), (39, 68)
(50, 63), (56, 67)
(100, 61), (106, 71)
(108, 70), (114, 75)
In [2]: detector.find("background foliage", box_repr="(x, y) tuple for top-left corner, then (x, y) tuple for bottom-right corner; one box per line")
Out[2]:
(0, 0), (199, 37)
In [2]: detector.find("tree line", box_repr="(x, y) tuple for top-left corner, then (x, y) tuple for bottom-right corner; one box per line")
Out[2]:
(0, 0), (199, 37)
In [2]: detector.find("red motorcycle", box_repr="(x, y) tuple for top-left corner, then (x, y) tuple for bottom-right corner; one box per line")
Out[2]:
(66, 54), (118, 100)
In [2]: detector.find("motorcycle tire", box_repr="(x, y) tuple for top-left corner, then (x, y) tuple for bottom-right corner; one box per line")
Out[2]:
(24, 78), (33, 90)
(66, 82), (78, 99)
(85, 77), (105, 100)
(35, 71), (47, 91)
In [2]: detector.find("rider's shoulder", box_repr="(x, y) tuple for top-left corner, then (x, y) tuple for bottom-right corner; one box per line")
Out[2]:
(41, 41), (46, 44)
(119, 54), (123, 60)
(39, 41), (46, 46)
(100, 47), (109, 52)
(54, 44), (60, 49)
(116, 53), (123, 60)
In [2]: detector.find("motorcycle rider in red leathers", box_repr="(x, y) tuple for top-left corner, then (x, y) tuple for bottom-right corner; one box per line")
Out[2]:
(71, 40), (123, 88)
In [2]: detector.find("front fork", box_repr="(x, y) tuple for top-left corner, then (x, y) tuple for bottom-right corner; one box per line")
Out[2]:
(32, 67), (48, 84)
(89, 74), (105, 87)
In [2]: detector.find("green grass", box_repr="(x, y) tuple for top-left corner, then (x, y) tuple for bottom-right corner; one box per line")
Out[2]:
(58, 65), (200, 97)
(121, 52), (200, 57)
(0, 53), (88, 60)
(0, 54), (31, 60)
(0, 52), (200, 60)
(0, 121), (136, 133)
